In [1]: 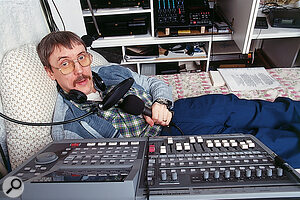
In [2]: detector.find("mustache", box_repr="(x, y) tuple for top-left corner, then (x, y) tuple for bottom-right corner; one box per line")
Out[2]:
(73, 74), (91, 87)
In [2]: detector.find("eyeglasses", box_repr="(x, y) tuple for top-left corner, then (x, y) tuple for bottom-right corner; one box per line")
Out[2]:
(52, 52), (93, 75)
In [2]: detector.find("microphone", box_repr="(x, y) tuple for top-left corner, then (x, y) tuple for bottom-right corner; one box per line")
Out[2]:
(119, 95), (152, 116)
(119, 95), (184, 135)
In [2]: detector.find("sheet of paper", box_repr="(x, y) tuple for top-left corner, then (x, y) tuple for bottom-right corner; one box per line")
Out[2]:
(218, 67), (281, 91)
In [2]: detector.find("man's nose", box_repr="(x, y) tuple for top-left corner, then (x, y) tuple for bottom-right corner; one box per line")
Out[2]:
(73, 61), (84, 74)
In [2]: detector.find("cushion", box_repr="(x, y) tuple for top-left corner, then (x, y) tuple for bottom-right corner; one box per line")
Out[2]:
(0, 44), (56, 169)
(0, 44), (109, 169)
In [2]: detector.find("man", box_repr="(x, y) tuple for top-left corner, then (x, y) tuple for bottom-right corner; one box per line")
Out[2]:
(37, 31), (173, 140)
(37, 31), (300, 168)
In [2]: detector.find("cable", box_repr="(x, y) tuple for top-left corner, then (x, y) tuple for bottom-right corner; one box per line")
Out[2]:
(170, 122), (184, 135)
(0, 109), (95, 127)
(0, 144), (10, 173)
(86, 0), (102, 37)
(51, 0), (66, 31)
(40, 0), (59, 32)
(144, 136), (150, 200)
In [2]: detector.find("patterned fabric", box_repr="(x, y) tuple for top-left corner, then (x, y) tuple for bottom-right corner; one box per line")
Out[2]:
(154, 68), (300, 102)
(0, 44), (56, 169)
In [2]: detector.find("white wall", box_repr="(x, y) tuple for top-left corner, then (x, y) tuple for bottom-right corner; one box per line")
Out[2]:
(0, 0), (49, 168)
(0, 0), (49, 62)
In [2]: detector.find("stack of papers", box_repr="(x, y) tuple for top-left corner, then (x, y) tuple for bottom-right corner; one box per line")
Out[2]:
(218, 67), (281, 91)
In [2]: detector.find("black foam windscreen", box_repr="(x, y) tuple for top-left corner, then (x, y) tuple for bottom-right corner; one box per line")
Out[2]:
(119, 95), (145, 115)
(102, 77), (134, 110)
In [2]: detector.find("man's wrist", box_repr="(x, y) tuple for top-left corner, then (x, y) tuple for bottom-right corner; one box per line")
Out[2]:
(153, 98), (172, 110)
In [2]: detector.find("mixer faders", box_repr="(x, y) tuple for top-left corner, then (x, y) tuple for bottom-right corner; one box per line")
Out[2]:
(137, 134), (300, 199)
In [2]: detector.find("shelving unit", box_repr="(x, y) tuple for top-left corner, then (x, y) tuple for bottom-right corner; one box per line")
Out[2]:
(252, 10), (300, 40)
(251, 9), (300, 68)
(48, 0), (300, 73)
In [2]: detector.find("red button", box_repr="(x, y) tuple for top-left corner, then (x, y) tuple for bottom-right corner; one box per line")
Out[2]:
(70, 143), (80, 147)
(149, 145), (155, 153)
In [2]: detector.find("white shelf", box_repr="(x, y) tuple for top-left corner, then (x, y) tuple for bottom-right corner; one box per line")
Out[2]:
(92, 33), (232, 48)
(82, 7), (151, 16)
(123, 55), (208, 64)
(252, 9), (300, 40)
(252, 26), (300, 40)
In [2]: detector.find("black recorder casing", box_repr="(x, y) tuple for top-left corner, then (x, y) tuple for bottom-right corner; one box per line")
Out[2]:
(268, 8), (300, 28)
(80, 0), (150, 9)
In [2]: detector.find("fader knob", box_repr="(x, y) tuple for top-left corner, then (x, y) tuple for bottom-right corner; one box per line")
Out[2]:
(256, 169), (262, 178)
(277, 168), (283, 177)
(203, 171), (209, 180)
(267, 168), (273, 177)
(224, 170), (230, 179)
(214, 170), (220, 179)
(235, 169), (241, 178)
(246, 169), (252, 178)
(161, 171), (167, 181)
(172, 172), (178, 181)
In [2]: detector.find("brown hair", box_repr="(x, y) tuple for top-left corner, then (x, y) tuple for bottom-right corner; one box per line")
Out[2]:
(37, 31), (86, 69)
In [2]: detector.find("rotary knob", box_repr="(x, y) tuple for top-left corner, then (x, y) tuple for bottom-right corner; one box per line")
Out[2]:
(35, 152), (58, 165)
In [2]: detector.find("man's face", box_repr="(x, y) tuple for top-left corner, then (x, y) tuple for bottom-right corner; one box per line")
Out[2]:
(45, 43), (95, 95)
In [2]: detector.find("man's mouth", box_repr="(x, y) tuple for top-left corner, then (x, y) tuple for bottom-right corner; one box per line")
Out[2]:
(73, 75), (91, 87)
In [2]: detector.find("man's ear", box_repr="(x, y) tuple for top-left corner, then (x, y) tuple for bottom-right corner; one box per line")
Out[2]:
(44, 66), (56, 81)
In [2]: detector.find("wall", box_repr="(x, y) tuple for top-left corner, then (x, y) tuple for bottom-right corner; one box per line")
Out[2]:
(0, 0), (49, 62)
(0, 0), (49, 169)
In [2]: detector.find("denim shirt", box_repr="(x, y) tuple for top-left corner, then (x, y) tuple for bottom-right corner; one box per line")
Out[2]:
(51, 64), (173, 140)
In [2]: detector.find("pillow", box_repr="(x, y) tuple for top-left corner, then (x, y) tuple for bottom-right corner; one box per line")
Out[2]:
(0, 45), (109, 169)
(0, 44), (56, 169)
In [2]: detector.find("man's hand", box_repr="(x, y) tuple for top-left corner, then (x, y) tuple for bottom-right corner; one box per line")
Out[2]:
(144, 102), (172, 126)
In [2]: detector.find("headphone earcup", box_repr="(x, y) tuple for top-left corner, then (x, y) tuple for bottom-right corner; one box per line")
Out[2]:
(57, 84), (87, 104)
(68, 90), (87, 104)
(56, 72), (105, 104)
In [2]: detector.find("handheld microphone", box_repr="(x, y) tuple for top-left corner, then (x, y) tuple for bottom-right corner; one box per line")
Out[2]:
(119, 95), (152, 116)
(119, 95), (184, 135)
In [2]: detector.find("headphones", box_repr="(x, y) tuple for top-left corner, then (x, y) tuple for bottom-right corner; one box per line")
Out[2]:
(57, 72), (106, 104)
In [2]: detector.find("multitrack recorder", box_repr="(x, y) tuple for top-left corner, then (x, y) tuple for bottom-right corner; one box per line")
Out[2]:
(1, 134), (300, 200)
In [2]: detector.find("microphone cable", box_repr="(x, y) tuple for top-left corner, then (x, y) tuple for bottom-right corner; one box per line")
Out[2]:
(0, 106), (97, 127)
(0, 105), (97, 173)
(169, 121), (184, 136)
